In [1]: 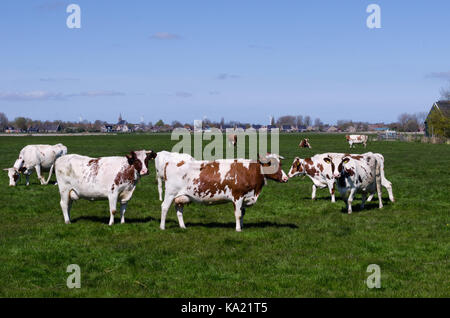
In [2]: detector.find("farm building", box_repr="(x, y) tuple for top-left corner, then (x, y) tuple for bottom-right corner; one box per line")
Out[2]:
(425, 100), (450, 137)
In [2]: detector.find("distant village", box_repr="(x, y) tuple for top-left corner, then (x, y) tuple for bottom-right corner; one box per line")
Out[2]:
(1, 100), (449, 138)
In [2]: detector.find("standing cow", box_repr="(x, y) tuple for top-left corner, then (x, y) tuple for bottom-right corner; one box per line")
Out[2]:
(298, 138), (311, 148)
(154, 151), (194, 201)
(288, 152), (394, 203)
(346, 135), (368, 148)
(288, 153), (341, 202)
(159, 154), (288, 232)
(334, 152), (383, 214)
(4, 144), (67, 186)
(55, 150), (156, 225)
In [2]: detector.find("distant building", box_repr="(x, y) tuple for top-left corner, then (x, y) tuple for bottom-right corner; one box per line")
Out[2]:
(327, 126), (338, 133)
(346, 126), (356, 133)
(425, 100), (450, 137)
(101, 124), (114, 133)
(5, 126), (20, 133)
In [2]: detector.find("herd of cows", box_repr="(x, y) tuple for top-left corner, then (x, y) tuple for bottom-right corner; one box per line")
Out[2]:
(3, 134), (394, 232)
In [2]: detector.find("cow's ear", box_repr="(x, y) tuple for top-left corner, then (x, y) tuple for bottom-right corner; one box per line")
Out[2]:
(126, 151), (137, 165)
(146, 150), (157, 160)
(3, 168), (9, 172)
(323, 157), (331, 164)
(342, 157), (350, 164)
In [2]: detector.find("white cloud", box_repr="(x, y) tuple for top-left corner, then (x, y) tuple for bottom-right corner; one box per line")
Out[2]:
(0, 90), (125, 101)
(216, 73), (240, 80)
(149, 32), (182, 40)
(426, 71), (450, 80)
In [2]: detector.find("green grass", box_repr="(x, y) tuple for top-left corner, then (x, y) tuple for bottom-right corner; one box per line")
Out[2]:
(0, 133), (449, 297)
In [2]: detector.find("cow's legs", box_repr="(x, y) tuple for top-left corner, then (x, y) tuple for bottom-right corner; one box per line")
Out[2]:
(60, 192), (73, 224)
(367, 193), (374, 202)
(175, 203), (186, 229)
(311, 184), (317, 200)
(240, 207), (246, 230)
(328, 183), (336, 203)
(347, 188), (356, 214)
(361, 193), (367, 210)
(25, 173), (30, 186)
(234, 199), (244, 232)
(120, 202), (128, 224)
(108, 194), (118, 226)
(157, 177), (163, 201)
(160, 194), (175, 230)
(35, 164), (45, 185)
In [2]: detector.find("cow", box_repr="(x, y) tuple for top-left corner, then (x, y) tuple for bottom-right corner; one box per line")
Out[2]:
(154, 151), (194, 201)
(228, 134), (238, 147)
(288, 152), (394, 203)
(346, 134), (368, 148)
(4, 144), (67, 186)
(159, 153), (289, 232)
(288, 153), (341, 202)
(334, 152), (383, 214)
(298, 138), (311, 148)
(54, 150), (156, 225)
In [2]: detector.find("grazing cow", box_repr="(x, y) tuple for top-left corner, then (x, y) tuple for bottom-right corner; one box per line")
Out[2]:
(334, 152), (383, 214)
(4, 144), (67, 186)
(159, 154), (288, 232)
(155, 151), (194, 201)
(298, 138), (311, 148)
(288, 152), (394, 203)
(346, 135), (368, 148)
(228, 134), (238, 147)
(288, 153), (341, 202)
(55, 150), (156, 225)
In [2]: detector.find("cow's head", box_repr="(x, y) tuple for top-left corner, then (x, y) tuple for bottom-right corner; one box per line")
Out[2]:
(322, 154), (344, 179)
(126, 150), (157, 176)
(3, 168), (20, 186)
(345, 135), (350, 141)
(288, 157), (305, 178)
(337, 156), (356, 179)
(258, 153), (288, 183)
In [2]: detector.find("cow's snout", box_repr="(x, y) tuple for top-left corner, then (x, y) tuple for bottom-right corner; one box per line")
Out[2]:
(334, 173), (341, 178)
(140, 168), (149, 176)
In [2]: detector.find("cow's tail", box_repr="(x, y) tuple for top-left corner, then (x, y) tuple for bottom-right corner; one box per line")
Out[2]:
(375, 159), (383, 209)
(44, 164), (55, 185)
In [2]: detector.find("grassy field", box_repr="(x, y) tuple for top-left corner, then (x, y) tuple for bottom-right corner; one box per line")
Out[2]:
(0, 133), (449, 297)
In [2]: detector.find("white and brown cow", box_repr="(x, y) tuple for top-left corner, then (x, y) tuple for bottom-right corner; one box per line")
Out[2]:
(159, 154), (288, 232)
(346, 135), (368, 148)
(55, 150), (156, 225)
(155, 151), (194, 201)
(298, 138), (311, 148)
(288, 153), (341, 202)
(288, 152), (394, 204)
(4, 144), (67, 186)
(334, 152), (383, 214)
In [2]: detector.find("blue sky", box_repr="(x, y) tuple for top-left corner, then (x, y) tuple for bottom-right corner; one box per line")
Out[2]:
(0, 0), (449, 125)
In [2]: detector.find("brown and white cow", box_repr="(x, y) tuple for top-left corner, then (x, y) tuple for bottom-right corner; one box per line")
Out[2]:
(334, 152), (383, 214)
(298, 138), (311, 148)
(346, 135), (368, 148)
(288, 152), (394, 204)
(4, 144), (67, 186)
(159, 154), (288, 232)
(55, 150), (156, 225)
(154, 151), (194, 201)
(288, 153), (341, 202)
